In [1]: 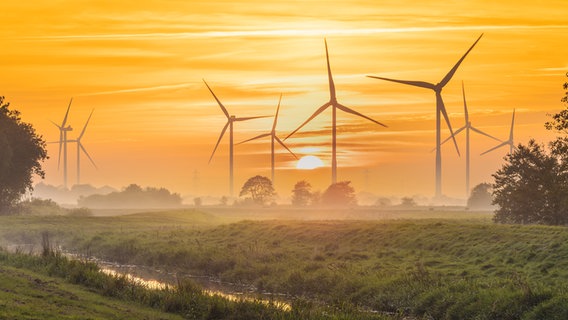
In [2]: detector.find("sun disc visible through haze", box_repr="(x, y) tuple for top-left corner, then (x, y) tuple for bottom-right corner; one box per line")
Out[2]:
(296, 156), (324, 170)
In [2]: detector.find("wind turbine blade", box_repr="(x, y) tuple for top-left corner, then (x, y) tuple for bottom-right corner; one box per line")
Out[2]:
(462, 81), (469, 124)
(79, 143), (98, 169)
(78, 109), (94, 140)
(275, 136), (298, 159)
(367, 75), (435, 90)
(234, 115), (271, 122)
(236, 133), (271, 145)
(50, 120), (62, 129)
(440, 126), (466, 146)
(324, 38), (336, 100)
(439, 34), (483, 88)
(336, 103), (387, 127)
(509, 109), (516, 140)
(470, 126), (501, 142)
(209, 121), (230, 164)
(285, 102), (331, 140)
(272, 94), (282, 132)
(62, 98), (73, 127)
(480, 140), (509, 155)
(203, 79), (230, 119)
(438, 93), (460, 156)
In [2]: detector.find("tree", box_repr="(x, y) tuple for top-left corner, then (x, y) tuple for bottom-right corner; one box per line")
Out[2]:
(321, 181), (356, 207)
(492, 140), (565, 224)
(0, 97), (48, 213)
(291, 180), (312, 206)
(239, 175), (275, 206)
(467, 183), (494, 210)
(399, 196), (416, 208)
(492, 75), (568, 225)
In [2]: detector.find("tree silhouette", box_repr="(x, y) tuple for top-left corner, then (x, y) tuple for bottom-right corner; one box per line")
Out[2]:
(0, 97), (48, 213)
(239, 175), (275, 206)
(321, 181), (356, 207)
(492, 140), (565, 224)
(467, 183), (493, 210)
(291, 180), (312, 207)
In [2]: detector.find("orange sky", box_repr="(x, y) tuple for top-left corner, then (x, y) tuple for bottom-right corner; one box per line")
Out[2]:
(1, 0), (567, 202)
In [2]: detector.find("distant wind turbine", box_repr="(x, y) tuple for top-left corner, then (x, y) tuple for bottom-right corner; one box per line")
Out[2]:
(481, 109), (516, 156)
(204, 79), (270, 196)
(440, 82), (501, 196)
(367, 33), (483, 198)
(67, 109), (97, 185)
(50, 98), (74, 189)
(237, 94), (298, 185)
(285, 39), (387, 185)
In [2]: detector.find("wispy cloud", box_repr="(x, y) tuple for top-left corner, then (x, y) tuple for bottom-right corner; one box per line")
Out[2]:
(76, 83), (194, 96)
(24, 25), (568, 41)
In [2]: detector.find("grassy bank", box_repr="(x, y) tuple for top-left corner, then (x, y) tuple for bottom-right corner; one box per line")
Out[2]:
(2, 209), (568, 318)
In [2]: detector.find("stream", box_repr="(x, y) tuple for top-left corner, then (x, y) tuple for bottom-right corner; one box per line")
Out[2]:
(4, 243), (291, 311)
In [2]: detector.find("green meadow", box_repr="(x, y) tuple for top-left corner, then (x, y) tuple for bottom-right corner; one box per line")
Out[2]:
(2, 208), (568, 319)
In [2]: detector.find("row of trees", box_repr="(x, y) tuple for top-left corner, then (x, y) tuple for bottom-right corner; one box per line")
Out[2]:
(238, 175), (357, 207)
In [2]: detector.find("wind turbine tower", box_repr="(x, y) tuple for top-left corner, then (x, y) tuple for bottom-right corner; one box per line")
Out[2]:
(440, 82), (501, 196)
(286, 39), (387, 185)
(51, 99), (74, 189)
(368, 34), (483, 199)
(204, 79), (269, 196)
(68, 109), (97, 185)
(238, 94), (297, 185)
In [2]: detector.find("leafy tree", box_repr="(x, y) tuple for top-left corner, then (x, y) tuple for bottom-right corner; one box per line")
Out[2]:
(239, 175), (275, 206)
(291, 180), (312, 206)
(193, 197), (202, 207)
(321, 181), (356, 207)
(492, 140), (565, 224)
(467, 183), (494, 210)
(492, 75), (568, 225)
(0, 97), (48, 213)
(399, 196), (416, 207)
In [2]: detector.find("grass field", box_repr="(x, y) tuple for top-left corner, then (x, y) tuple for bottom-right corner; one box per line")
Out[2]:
(1, 207), (568, 319)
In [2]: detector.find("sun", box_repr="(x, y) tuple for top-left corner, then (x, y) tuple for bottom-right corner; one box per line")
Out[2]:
(296, 155), (324, 170)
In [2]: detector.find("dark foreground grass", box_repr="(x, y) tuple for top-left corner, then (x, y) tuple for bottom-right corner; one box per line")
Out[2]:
(0, 255), (182, 319)
(0, 246), (387, 320)
(2, 209), (568, 319)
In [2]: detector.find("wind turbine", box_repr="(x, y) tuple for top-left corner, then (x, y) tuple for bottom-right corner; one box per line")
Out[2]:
(50, 98), (74, 189)
(440, 82), (501, 196)
(285, 39), (387, 185)
(204, 79), (270, 196)
(367, 34), (483, 199)
(481, 109), (516, 156)
(67, 109), (97, 185)
(237, 94), (298, 185)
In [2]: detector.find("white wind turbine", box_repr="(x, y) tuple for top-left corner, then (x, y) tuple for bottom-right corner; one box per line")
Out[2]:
(285, 39), (387, 185)
(481, 109), (516, 156)
(204, 79), (270, 196)
(67, 109), (97, 185)
(440, 82), (501, 196)
(50, 98), (74, 189)
(367, 34), (483, 199)
(237, 94), (298, 185)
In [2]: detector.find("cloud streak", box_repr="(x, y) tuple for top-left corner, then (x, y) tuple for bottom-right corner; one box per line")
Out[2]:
(76, 83), (194, 96)
(23, 25), (568, 41)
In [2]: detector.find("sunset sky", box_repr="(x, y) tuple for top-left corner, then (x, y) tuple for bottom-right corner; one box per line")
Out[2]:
(1, 0), (567, 202)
